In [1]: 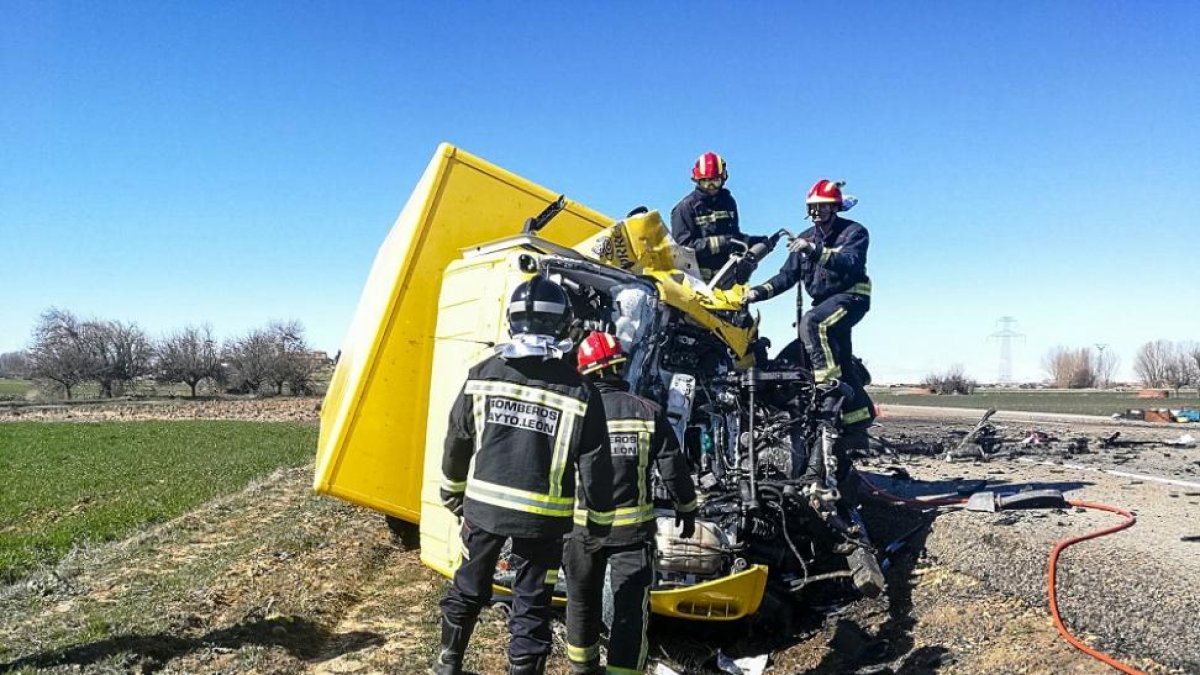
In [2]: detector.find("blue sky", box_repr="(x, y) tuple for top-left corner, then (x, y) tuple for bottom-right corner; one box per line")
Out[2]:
(2, 2), (1197, 383)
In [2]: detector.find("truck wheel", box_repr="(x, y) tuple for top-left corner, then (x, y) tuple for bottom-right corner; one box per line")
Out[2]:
(385, 515), (420, 550)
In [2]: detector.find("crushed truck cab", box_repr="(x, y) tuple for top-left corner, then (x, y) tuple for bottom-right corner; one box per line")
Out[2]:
(315, 144), (767, 620)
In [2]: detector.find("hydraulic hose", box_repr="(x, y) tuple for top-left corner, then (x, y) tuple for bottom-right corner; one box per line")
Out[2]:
(1052, 500), (1144, 675)
(858, 474), (1146, 675)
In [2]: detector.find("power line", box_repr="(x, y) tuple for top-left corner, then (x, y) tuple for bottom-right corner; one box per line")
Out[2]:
(989, 316), (1025, 384)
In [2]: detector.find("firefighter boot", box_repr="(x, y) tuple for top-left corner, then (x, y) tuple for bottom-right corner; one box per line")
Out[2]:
(507, 654), (547, 675)
(429, 616), (475, 675)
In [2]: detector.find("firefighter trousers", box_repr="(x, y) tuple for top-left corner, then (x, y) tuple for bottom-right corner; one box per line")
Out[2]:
(799, 292), (875, 428)
(439, 519), (564, 661)
(564, 537), (654, 675)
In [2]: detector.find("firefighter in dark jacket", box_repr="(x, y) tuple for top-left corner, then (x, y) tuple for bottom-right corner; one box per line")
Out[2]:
(670, 151), (766, 288)
(434, 276), (615, 675)
(565, 331), (698, 675)
(744, 179), (875, 430)
(744, 179), (885, 597)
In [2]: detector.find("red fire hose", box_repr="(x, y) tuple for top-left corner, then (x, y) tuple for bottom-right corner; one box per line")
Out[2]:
(860, 475), (1146, 675)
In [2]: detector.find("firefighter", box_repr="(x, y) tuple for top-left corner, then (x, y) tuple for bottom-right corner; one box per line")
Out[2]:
(743, 179), (884, 597)
(743, 178), (875, 431)
(434, 276), (615, 675)
(565, 331), (698, 675)
(670, 151), (767, 288)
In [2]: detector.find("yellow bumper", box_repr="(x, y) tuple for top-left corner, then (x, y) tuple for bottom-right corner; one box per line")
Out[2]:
(424, 555), (768, 623)
(648, 565), (768, 621)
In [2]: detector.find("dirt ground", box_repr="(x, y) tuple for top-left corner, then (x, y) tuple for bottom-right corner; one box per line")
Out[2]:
(1, 400), (1196, 674)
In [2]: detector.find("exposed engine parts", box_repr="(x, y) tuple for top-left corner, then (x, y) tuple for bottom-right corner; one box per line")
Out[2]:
(539, 256), (884, 599)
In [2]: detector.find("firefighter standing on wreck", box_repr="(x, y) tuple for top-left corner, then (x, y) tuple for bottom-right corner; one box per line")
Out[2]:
(565, 332), (698, 675)
(742, 179), (885, 595)
(744, 178), (875, 431)
(671, 151), (768, 288)
(433, 276), (615, 675)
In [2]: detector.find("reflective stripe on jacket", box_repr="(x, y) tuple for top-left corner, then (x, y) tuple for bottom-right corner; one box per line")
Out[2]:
(441, 353), (614, 539)
(574, 380), (697, 547)
(670, 188), (743, 274)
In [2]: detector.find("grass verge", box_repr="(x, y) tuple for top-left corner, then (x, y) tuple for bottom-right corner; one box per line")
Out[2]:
(870, 388), (1200, 416)
(0, 420), (317, 584)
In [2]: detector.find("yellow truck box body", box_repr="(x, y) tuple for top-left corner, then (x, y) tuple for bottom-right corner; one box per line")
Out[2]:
(314, 144), (610, 521)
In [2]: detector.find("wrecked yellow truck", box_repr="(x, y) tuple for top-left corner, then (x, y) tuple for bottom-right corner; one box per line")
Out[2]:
(315, 144), (881, 623)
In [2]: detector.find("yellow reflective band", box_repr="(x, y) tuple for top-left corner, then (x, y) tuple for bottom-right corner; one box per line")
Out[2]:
(549, 413), (577, 498)
(842, 406), (872, 425)
(568, 642), (600, 663)
(578, 504), (655, 527)
(637, 428), (650, 506)
(614, 511), (655, 527)
(471, 394), (486, 454)
(849, 281), (872, 296)
(707, 236), (721, 254)
(607, 419), (655, 433)
(544, 569), (559, 585)
(464, 380), (586, 417)
(814, 307), (848, 384)
(820, 246), (838, 265)
(589, 509), (614, 525)
(763, 282), (774, 294)
(441, 477), (466, 493)
(676, 497), (698, 513)
(466, 478), (575, 518)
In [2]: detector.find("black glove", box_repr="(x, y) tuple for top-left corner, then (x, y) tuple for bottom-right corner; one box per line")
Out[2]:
(440, 489), (464, 518)
(675, 511), (697, 539)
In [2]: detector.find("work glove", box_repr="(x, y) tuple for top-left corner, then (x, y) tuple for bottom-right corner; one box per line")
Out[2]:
(742, 286), (767, 306)
(440, 489), (464, 518)
(675, 511), (697, 540)
(788, 237), (814, 256)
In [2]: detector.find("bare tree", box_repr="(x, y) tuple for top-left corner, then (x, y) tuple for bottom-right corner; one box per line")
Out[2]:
(80, 320), (154, 398)
(266, 320), (318, 395)
(28, 308), (94, 399)
(223, 328), (276, 394)
(0, 350), (30, 378)
(1094, 348), (1120, 389)
(1162, 342), (1195, 397)
(1188, 342), (1200, 397)
(922, 364), (977, 395)
(1042, 346), (1095, 388)
(157, 325), (222, 397)
(1134, 340), (1173, 388)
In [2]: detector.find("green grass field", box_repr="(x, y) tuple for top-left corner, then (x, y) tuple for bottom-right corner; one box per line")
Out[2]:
(870, 388), (1200, 416)
(0, 420), (317, 584)
(0, 379), (32, 400)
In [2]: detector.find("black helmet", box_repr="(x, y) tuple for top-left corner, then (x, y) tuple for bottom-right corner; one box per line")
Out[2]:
(506, 276), (573, 338)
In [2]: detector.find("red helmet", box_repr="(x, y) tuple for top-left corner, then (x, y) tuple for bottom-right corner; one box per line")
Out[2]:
(577, 331), (626, 375)
(805, 179), (845, 206)
(692, 152), (728, 182)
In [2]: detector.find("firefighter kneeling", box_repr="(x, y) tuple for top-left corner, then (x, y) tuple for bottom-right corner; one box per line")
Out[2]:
(565, 332), (698, 675)
(434, 277), (615, 675)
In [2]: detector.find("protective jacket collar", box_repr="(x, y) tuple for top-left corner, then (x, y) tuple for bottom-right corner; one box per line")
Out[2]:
(497, 333), (574, 360)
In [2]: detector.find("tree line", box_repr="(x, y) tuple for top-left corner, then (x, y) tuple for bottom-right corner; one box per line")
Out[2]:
(0, 309), (329, 399)
(1041, 341), (1200, 393)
